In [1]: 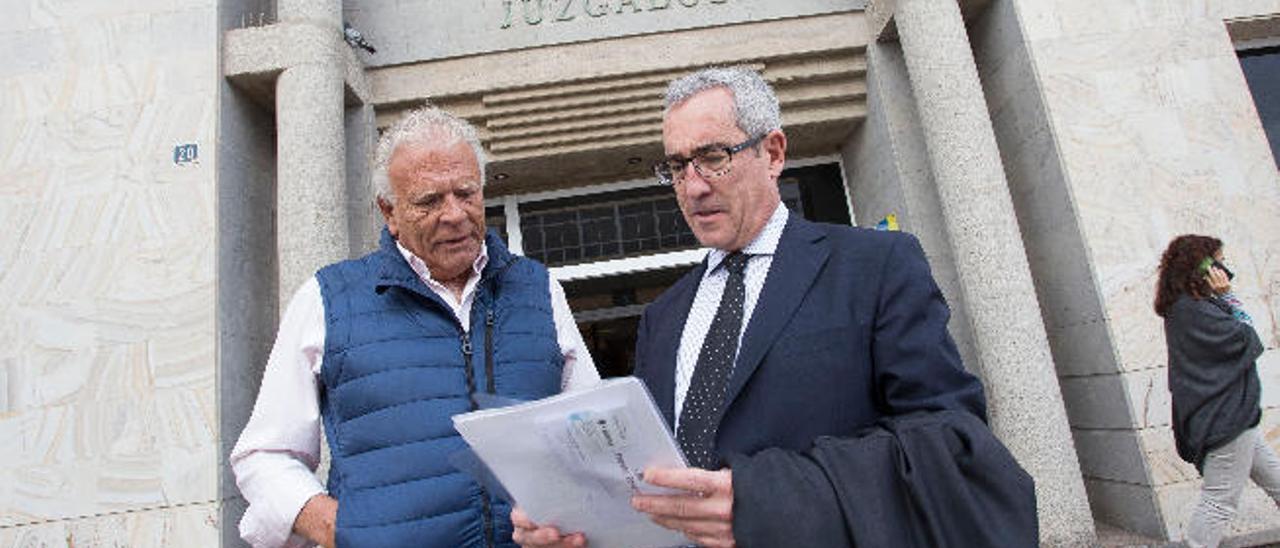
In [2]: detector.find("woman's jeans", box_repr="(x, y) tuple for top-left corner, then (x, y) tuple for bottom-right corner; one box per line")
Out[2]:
(1186, 427), (1280, 547)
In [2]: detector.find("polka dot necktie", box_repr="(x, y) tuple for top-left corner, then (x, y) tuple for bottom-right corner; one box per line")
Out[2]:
(678, 252), (750, 470)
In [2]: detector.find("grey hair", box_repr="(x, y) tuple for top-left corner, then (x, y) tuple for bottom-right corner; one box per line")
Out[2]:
(663, 66), (782, 137)
(372, 105), (487, 205)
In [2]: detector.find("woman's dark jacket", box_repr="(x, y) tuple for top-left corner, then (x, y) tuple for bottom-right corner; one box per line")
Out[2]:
(1165, 295), (1265, 470)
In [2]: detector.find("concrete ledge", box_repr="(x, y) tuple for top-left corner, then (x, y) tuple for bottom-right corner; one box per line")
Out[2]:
(370, 12), (869, 104)
(369, 45), (867, 194)
(865, 0), (898, 42)
(1227, 14), (1280, 44)
(223, 22), (370, 108)
(1223, 526), (1280, 548)
(865, 0), (995, 43)
(1059, 369), (1171, 430)
(1086, 478), (1170, 540)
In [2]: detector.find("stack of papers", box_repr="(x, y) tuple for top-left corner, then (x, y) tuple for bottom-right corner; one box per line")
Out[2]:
(453, 377), (690, 548)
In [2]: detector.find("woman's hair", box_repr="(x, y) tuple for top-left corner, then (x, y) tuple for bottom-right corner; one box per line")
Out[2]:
(1154, 234), (1223, 317)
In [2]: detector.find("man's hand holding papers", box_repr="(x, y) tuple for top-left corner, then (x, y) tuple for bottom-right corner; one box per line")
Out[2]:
(511, 507), (587, 548)
(632, 467), (736, 548)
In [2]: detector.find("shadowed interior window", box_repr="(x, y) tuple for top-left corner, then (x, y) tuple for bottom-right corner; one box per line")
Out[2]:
(517, 163), (852, 267)
(518, 186), (699, 267)
(485, 205), (507, 243)
(1240, 46), (1280, 168)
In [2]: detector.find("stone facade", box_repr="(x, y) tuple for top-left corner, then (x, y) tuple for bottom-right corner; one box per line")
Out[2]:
(0, 0), (221, 545)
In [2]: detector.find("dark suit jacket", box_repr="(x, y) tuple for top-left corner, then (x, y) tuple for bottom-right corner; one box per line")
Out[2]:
(728, 411), (1038, 547)
(634, 214), (987, 462)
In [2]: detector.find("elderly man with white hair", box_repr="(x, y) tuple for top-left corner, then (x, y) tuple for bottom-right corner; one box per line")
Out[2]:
(231, 106), (599, 548)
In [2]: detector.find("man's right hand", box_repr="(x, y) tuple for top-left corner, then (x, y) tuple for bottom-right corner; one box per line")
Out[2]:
(294, 494), (338, 548)
(511, 508), (587, 548)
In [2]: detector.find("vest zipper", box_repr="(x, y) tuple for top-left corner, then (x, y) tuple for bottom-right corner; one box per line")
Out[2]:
(462, 326), (495, 548)
(461, 332), (477, 411)
(485, 309), (496, 394)
(482, 309), (497, 548)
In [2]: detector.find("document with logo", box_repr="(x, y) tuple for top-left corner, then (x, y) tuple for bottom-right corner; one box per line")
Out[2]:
(452, 376), (690, 548)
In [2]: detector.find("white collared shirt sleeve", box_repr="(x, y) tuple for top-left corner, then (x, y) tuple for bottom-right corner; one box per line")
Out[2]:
(551, 278), (601, 391)
(230, 278), (327, 548)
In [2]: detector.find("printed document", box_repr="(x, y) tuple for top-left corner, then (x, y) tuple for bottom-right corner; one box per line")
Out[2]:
(452, 377), (690, 548)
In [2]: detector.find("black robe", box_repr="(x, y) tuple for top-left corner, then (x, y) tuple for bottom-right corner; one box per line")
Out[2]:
(727, 410), (1038, 547)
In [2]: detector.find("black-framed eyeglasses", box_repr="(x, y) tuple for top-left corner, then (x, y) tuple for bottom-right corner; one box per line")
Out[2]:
(653, 133), (767, 186)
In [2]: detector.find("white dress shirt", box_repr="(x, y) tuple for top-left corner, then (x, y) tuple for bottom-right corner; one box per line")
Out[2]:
(674, 203), (789, 428)
(230, 242), (600, 548)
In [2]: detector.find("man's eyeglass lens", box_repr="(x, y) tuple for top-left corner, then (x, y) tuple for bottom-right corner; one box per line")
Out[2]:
(654, 134), (763, 185)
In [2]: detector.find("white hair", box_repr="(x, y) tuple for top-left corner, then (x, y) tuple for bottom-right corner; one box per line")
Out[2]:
(663, 66), (782, 138)
(372, 105), (486, 205)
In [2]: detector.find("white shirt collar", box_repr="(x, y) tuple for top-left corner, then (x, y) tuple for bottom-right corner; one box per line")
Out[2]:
(395, 239), (488, 289)
(704, 202), (789, 274)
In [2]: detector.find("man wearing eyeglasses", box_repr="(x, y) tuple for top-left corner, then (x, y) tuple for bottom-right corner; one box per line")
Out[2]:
(514, 67), (1036, 548)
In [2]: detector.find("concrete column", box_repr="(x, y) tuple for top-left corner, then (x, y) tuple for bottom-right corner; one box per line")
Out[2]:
(276, 60), (348, 311)
(892, 0), (1094, 543)
(269, 0), (348, 310)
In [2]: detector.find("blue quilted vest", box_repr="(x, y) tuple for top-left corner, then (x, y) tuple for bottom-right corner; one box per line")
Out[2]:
(315, 228), (564, 548)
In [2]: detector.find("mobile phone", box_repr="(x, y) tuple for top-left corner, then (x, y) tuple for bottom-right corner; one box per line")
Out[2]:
(1199, 257), (1235, 281)
(1213, 259), (1235, 281)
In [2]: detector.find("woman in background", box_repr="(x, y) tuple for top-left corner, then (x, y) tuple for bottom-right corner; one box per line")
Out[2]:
(1156, 234), (1280, 548)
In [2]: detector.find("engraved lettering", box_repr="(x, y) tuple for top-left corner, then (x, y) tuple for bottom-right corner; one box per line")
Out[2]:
(616, 0), (642, 13)
(523, 0), (544, 25)
(584, 0), (608, 17)
(500, 0), (514, 28)
(500, 0), (728, 27)
(555, 0), (575, 21)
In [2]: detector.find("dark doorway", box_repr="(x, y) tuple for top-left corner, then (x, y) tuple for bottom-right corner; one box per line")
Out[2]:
(565, 266), (692, 377)
(780, 163), (853, 225)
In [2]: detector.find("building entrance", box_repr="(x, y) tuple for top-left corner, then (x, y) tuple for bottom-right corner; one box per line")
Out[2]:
(565, 266), (693, 377)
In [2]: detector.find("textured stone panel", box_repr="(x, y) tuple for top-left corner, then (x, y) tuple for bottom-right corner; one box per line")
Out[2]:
(0, 0), (219, 532)
(1084, 477), (1168, 540)
(0, 385), (215, 525)
(1076, 428), (1153, 485)
(0, 28), (65, 75)
(1060, 369), (1170, 431)
(0, 502), (218, 547)
(1215, 0), (1280, 20)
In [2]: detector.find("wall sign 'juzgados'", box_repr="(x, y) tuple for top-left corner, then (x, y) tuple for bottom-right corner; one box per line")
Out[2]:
(343, 0), (858, 66)
(500, 0), (729, 29)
